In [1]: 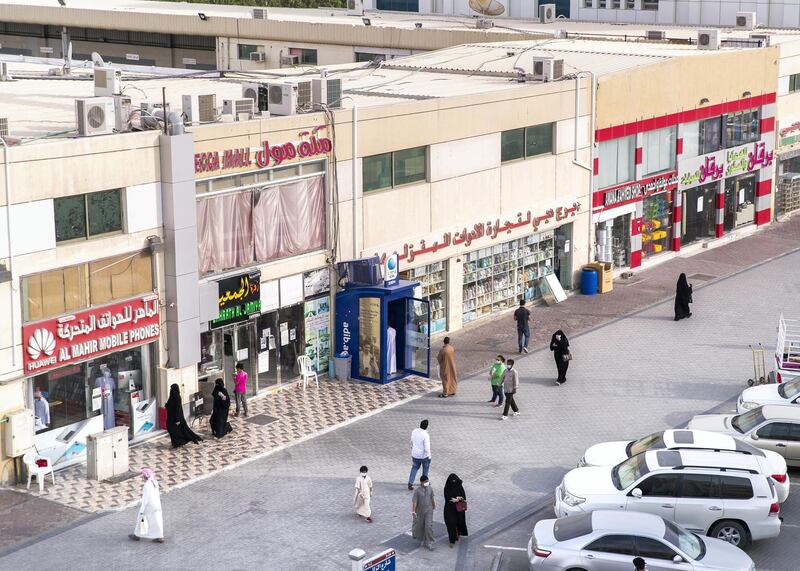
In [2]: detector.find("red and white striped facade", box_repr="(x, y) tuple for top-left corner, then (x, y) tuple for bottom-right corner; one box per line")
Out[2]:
(592, 93), (777, 269)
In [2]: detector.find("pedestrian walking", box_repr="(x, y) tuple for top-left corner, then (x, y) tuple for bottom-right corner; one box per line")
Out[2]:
(633, 557), (648, 571)
(674, 273), (693, 321)
(501, 359), (520, 420)
(408, 420), (432, 490)
(488, 355), (505, 406)
(443, 473), (468, 548)
(354, 465), (373, 523)
(233, 362), (249, 417)
(514, 299), (531, 353)
(209, 378), (232, 438)
(412, 475), (436, 551)
(165, 384), (203, 448)
(549, 330), (571, 386)
(437, 337), (458, 398)
(128, 468), (164, 543)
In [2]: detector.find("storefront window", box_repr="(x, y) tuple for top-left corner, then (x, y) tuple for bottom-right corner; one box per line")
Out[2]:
(612, 215), (631, 267)
(642, 127), (676, 175)
(724, 109), (760, 148)
(642, 193), (672, 258)
(700, 117), (722, 154)
(462, 233), (554, 324)
(724, 174), (756, 230)
(598, 136), (635, 189)
(401, 262), (447, 335)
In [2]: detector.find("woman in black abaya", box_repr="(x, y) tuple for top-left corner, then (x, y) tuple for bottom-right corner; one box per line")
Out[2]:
(165, 384), (203, 448)
(674, 273), (693, 321)
(443, 473), (468, 548)
(209, 378), (232, 438)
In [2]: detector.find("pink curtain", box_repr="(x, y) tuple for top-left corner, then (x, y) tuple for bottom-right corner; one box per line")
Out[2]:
(197, 176), (325, 274)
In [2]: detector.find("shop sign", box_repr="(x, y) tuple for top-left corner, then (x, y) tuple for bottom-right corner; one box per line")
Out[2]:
(595, 171), (678, 211)
(779, 120), (800, 148)
(210, 270), (261, 329)
(679, 139), (774, 191)
(194, 126), (332, 175)
(366, 201), (581, 265)
(384, 254), (399, 287)
(362, 549), (396, 571)
(22, 294), (160, 375)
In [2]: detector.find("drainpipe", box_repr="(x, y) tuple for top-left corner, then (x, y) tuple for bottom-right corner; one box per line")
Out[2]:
(351, 102), (359, 260)
(571, 71), (597, 265)
(1, 138), (16, 368)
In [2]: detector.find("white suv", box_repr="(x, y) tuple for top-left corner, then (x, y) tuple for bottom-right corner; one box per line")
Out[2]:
(555, 449), (782, 548)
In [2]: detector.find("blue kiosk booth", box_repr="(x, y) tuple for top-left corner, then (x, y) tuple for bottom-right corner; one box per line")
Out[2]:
(335, 258), (431, 384)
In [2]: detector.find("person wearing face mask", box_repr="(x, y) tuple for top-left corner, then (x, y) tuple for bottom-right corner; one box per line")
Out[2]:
(353, 465), (373, 523)
(412, 475), (436, 551)
(500, 359), (520, 420)
(549, 330), (571, 386)
(488, 355), (505, 407)
(95, 367), (116, 430)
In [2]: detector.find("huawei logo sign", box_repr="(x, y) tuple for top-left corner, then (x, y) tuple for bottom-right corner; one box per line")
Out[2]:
(27, 328), (56, 360)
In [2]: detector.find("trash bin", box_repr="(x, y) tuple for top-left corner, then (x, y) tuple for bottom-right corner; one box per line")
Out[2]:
(586, 262), (613, 293)
(334, 352), (352, 381)
(580, 267), (598, 295)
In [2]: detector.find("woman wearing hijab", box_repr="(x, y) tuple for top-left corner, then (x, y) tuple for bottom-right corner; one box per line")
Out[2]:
(165, 383), (203, 448)
(549, 330), (571, 386)
(353, 465), (373, 523)
(209, 378), (232, 438)
(129, 468), (164, 543)
(443, 473), (468, 548)
(674, 273), (693, 321)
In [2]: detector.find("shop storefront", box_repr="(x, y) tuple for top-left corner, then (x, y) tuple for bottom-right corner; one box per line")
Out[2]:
(400, 262), (447, 335)
(776, 119), (800, 217)
(681, 182), (717, 246)
(22, 293), (161, 469)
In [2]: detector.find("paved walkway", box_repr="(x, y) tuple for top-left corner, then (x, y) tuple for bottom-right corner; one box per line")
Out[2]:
(2, 217), (800, 569)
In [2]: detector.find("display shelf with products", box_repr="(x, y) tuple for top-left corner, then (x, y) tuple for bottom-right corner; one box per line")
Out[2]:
(462, 232), (555, 324)
(401, 262), (447, 334)
(641, 193), (671, 258)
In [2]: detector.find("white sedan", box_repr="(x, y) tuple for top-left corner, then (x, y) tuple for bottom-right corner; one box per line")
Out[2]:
(738, 376), (800, 413)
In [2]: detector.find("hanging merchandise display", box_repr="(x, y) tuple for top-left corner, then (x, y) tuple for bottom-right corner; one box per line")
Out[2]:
(641, 193), (672, 258)
(400, 262), (447, 334)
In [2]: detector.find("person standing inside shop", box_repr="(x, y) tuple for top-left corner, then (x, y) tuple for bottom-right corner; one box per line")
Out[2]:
(437, 337), (458, 398)
(514, 300), (531, 354)
(549, 330), (571, 386)
(674, 273), (693, 321)
(233, 362), (249, 417)
(129, 468), (164, 543)
(488, 355), (505, 406)
(501, 359), (520, 420)
(33, 389), (50, 432)
(353, 465), (373, 523)
(165, 384), (203, 448)
(210, 378), (232, 438)
(95, 367), (116, 430)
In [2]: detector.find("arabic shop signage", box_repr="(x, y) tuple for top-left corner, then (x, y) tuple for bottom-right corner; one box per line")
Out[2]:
(678, 139), (774, 191)
(595, 171), (678, 211)
(779, 120), (800, 148)
(367, 201), (581, 265)
(362, 549), (396, 571)
(22, 293), (160, 374)
(210, 270), (261, 329)
(194, 127), (332, 176)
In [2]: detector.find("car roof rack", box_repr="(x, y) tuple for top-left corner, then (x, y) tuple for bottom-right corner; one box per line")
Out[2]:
(669, 465), (758, 474)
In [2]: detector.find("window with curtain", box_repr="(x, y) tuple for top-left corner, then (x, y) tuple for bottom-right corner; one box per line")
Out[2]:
(598, 135), (634, 189)
(642, 126), (676, 175)
(196, 176), (326, 274)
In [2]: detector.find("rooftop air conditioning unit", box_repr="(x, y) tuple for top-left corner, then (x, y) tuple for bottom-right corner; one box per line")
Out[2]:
(94, 67), (121, 97)
(0, 117), (8, 138)
(181, 94), (216, 125)
(532, 57), (563, 82)
(242, 83), (262, 109)
(222, 98), (255, 121)
(280, 54), (300, 68)
(312, 77), (343, 109)
(346, 0), (364, 16)
(646, 30), (666, 41)
(252, 7), (268, 19)
(736, 11), (756, 30)
(76, 97), (115, 136)
(295, 80), (312, 110)
(250, 51), (266, 62)
(267, 82), (298, 116)
(697, 29), (720, 50)
(539, 3), (556, 24)
(113, 94), (131, 132)
(750, 33), (770, 47)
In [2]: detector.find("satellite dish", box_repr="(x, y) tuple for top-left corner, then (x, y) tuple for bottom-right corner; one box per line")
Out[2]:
(469, 0), (505, 17)
(91, 51), (105, 67)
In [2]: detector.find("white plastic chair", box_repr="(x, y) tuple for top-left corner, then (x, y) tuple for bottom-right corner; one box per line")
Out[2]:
(23, 451), (54, 492)
(297, 355), (319, 390)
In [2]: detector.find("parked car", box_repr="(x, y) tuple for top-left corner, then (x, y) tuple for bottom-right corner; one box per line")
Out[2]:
(555, 450), (782, 548)
(738, 376), (800, 413)
(528, 510), (755, 570)
(688, 404), (800, 468)
(578, 428), (789, 502)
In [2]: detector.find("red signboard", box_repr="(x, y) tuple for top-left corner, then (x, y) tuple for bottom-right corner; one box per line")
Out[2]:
(593, 171), (678, 211)
(22, 293), (160, 375)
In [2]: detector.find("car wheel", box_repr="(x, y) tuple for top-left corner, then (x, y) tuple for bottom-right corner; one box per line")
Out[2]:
(710, 520), (749, 548)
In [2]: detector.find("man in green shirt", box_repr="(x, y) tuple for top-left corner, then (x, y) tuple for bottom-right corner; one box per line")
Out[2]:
(488, 355), (505, 407)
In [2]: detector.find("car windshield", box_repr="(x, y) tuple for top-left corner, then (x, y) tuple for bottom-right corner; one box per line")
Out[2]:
(664, 519), (705, 560)
(628, 431), (665, 456)
(612, 454), (650, 490)
(778, 378), (800, 399)
(731, 408), (766, 434)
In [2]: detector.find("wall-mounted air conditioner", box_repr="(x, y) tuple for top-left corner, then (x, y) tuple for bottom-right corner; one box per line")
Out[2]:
(346, 0), (364, 16)
(697, 29), (720, 50)
(280, 54), (300, 67)
(735, 11), (756, 30)
(250, 52), (266, 62)
(267, 83), (297, 116)
(94, 67), (121, 97)
(222, 98), (255, 121)
(539, 3), (556, 24)
(312, 77), (343, 109)
(295, 80), (312, 110)
(76, 97), (115, 136)
(532, 57), (564, 82)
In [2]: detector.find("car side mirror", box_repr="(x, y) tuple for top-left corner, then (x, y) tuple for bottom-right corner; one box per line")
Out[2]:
(673, 555), (684, 564)
(631, 488), (643, 499)
(751, 433), (760, 441)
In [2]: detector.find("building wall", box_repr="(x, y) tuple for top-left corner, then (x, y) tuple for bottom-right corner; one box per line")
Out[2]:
(218, 38), (360, 71)
(777, 39), (800, 173)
